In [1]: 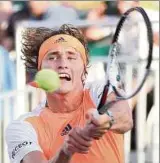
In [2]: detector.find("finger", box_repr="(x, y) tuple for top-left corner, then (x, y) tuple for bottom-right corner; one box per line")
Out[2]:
(92, 123), (111, 130)
(85, 108), (97, 124)
(88, 124), (109, 130)
(92, 132), (105, 137)
(86, 109), (111, 127)
(91, 113), (110, 126)
(69, 128), (92, 148)
(67, 144), (89, 154)
(85, 124), (109, 134)
(92, 130), (106, 136)
(93, 130), (106, 135)
(80, 124), (95, 141)
(92, 136), (102, 140)
(90, 130), (107, 140)
(67, 136), (90, 152)
(81, 124), (104, 139)
(92, 133), (105, 140)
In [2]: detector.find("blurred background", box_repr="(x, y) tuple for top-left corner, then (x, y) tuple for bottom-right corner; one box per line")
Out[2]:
(0, 1), (159, 163)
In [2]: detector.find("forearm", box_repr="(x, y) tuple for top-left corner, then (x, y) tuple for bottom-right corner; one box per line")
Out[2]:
(49, 148), (72, 163)
(21, 149), (72, 163)
(109, 100), (133, 134)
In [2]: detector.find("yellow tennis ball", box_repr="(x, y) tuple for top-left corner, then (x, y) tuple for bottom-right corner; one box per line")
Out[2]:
(35, 69), (60, 92)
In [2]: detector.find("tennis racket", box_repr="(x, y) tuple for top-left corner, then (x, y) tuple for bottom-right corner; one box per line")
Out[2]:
(97, 6), (153, 115)
(83, 7), (153, 137)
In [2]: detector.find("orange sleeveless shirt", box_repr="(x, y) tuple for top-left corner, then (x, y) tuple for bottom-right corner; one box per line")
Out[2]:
(25, 89), (124, 163)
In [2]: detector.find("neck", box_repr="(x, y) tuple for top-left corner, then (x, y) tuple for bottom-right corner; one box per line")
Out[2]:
(47, 89), (84, 113)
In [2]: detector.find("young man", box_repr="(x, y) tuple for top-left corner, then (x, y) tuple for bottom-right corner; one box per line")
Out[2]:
(6, 24), (133, 163)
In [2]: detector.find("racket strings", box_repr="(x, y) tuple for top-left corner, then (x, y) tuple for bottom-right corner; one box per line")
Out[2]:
(98, 7), (153, 114)
(107, 43), (125, 91)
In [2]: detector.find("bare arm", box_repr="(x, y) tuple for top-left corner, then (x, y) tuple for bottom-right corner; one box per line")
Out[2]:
(21, 151), (47, 163)
(109, 100), (133, 134)
(106, 92), (133, 134)
(48, 148), (71, 163)
(86, 91), (133, 138)
(6, 120), (92, 163)
(22, 127), (92, 163)
(22, 149), (71, 163)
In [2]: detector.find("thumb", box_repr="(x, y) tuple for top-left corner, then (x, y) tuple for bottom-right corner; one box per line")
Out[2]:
(85, 108), (100, 125)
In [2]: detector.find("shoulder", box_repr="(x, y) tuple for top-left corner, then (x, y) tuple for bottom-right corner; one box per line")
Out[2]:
(13, 100), (45, 121)
(18, 106), (44, 122)
(6, 120), (42, 163)
(6, 101), (45, 140)
(6, 102), (45, 137)
(5, 119), (37, 142)
(5, 103), (45, 163)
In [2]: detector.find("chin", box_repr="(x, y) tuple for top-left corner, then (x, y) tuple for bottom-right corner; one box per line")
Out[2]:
(56, 87), (72, 95)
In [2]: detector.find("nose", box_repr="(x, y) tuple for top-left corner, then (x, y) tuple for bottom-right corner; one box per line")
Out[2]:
(58, 57), (68, 69)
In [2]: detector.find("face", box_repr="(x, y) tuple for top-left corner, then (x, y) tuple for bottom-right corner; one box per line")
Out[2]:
(41, 44), (85, 94)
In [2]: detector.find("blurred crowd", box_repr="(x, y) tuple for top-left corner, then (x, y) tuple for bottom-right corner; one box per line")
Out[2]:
(0, 1), (142, 52)
(0, 0), (148, 89)
(0, 0), (159, 152)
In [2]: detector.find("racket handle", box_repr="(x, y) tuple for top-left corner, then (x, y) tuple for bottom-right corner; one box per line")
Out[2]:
(97, 82), (110, 111)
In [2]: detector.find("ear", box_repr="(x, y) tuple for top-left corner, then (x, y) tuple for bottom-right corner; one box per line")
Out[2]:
(81, 71), (86, 85)
(82, 72), (86, 80)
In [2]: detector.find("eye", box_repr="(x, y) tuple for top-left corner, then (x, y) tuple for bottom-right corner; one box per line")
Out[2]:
(68, 56), (76, 60)
(67, 51), (77, 60)
(48, 56), (58, 61)
(68, 51), (75, 55)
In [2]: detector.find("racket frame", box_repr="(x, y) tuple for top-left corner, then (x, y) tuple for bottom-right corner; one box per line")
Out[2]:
(97, 7), (153, 114)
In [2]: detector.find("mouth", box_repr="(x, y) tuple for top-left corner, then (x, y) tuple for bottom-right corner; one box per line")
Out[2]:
(58, 73), (71, 81)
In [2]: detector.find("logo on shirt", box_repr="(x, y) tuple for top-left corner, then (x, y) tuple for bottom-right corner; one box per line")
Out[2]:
(61, 124), (72, 136)
(11, 141), (32, 159)
(54, 37), (67, 43)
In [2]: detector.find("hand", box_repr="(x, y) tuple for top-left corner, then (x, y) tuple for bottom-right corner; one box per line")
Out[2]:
(85, 108), (112, 140)
(62, 127), (93, 156)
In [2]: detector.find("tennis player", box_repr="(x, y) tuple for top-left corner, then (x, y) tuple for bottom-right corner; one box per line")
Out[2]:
(6, 24), (133, 163)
